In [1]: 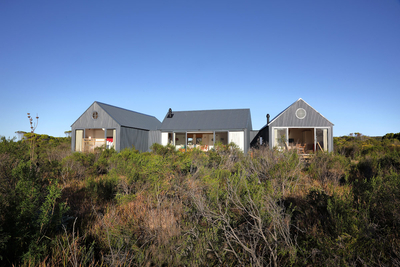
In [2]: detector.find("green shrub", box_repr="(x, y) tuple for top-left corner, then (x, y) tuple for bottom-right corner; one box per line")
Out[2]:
(307, 152), (350, 185)
(0, 162), (68, 265)
(86, 174), (119, 203)
(151, 143), (177, 156)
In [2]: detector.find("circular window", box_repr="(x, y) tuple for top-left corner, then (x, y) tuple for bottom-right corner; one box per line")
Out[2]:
(295, 108), (306, 119)
(92, 111), (98, 120)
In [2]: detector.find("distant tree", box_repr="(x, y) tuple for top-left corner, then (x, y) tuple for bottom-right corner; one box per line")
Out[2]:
(383, 132), (400, 141)
(15, 131), (26, 141)
(64, 130), (72, 137)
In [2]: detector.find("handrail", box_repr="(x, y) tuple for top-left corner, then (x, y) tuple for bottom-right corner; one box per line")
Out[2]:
(317, 142), (324, 152)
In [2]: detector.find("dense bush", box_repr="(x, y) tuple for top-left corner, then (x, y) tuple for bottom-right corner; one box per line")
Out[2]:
(0, 133), (400, 266)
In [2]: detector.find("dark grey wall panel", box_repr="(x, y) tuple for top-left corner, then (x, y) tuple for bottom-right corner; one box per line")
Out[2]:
(120, 127), (149, 152)
(148, 130), (161, 151)
(249, 131), (258, 142)
(250, 127), (269, 148)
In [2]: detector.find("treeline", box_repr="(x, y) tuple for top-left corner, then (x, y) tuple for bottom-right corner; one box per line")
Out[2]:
(0, 133), (399, 266)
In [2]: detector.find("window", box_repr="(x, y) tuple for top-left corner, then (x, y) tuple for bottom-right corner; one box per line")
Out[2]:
(92, 111), (98, 120)
(295, 108), (306, 119)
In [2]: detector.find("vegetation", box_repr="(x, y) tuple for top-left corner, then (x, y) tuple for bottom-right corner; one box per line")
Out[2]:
(0, 132), (399, 266)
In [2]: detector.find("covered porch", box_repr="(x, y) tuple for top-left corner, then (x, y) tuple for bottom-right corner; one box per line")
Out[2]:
(165, 131), (229, 151)
(273, 127), (330, 154)
(74, 128), (116, 152)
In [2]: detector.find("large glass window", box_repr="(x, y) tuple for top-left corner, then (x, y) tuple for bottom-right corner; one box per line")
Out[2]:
(175, 133), (186, 147)
(274, 128), (288, 150)
(215, 132), (228, 145)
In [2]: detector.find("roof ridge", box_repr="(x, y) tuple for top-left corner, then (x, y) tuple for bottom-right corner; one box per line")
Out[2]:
(95, 101), (158, 119)
(170, 108), (250, 113)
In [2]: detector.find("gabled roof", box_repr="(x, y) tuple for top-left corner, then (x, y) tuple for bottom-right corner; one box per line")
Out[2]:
(159, 108), (252, 131)
(71, 101), (161, 130)
(96, 102), (161, 130)
(261, 98), (333, 129)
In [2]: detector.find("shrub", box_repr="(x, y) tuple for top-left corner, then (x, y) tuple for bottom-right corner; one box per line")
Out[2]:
(0, 162), (68, 265)
(86, 174), (119, 203)
(307, 152), (350, 186)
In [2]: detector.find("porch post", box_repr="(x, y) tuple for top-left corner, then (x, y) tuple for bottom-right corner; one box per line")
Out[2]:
(104, 129), (106, 149)
(185, 132), (187, 152)
(213, 131), (216, 147)
(314, 128), (316, 152)
(83, 129), (86, 152)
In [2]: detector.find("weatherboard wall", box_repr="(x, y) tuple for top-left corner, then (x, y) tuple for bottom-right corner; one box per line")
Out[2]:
(71, 102), (120, 130)
(71, 102), (120, 151)
(120, 127), (149, 152)
(71, 102), (162, 152)
(266, 99), (334, 152)
(268, 99), (333, 128)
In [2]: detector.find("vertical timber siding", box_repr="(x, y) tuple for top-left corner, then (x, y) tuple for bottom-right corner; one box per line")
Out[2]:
(269, 99), (333, 127)
(119, 127), (149, 152)
(148, 130), (161, 151)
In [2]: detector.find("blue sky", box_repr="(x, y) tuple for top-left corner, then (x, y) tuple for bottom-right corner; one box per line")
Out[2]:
(1, 0), (399, 139)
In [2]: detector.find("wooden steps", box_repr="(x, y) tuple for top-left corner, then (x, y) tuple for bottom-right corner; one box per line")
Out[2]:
(299, 154), (313, 163)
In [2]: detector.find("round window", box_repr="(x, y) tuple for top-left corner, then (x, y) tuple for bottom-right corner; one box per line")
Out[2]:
(92, 111), (98, 120)
(295, 108), (306, 119)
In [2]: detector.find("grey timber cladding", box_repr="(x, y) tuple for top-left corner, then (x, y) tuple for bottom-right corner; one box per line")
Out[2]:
(96, 102), (160, 130)
(120, 127), (149, 151)
(71, 102), (120, 129)
(250, 131), (259, 144)
(269, 99), (333, 127)
(148, 130), (161, 149)
(159, 109), (252, 131)
(71, 101), (162, 153)
(71, 102), (160, 130)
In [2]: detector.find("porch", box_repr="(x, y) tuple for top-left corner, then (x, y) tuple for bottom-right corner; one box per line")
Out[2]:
(75, 128), (116, 152)
(165, 131), (229, 152)
(274, 127), (330, 153)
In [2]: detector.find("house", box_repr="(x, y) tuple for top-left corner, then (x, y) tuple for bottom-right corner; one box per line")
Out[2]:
(252, 98), (334, 153)
(159, 108), (253, 153)
(71, 99), (333, 154)
(71, 101), (161, 152)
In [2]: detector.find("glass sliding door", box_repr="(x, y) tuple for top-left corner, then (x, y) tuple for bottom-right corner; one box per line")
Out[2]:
(106, 129), (115, 149)
(168, 133), (173, 145)
(316, 128), (328, 152)
(274, 128), (288, 151)
(175, 133), (186, 149)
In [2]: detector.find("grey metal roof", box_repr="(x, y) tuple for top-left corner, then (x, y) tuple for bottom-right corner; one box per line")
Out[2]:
(71, 101), (161, 130)
(267, 98), (333, 128)
(159, 108), (252, 131)
(96, 102), (161, 130)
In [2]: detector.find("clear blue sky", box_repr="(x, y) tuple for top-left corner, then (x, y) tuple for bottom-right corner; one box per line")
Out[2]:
(1, 0), (399, 139)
